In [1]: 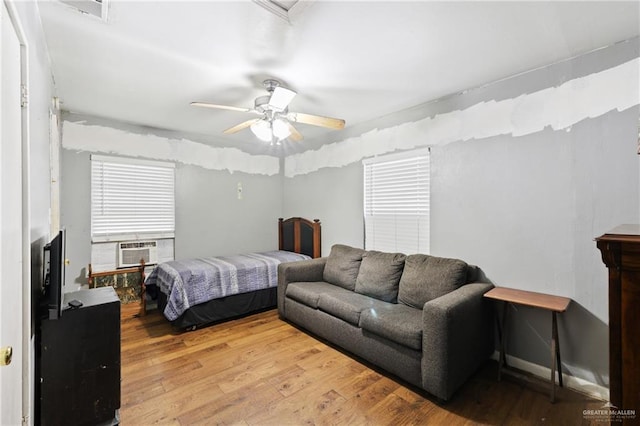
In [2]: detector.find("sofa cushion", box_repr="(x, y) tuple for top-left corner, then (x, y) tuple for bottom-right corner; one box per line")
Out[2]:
(398, 255), (468, 309)
(286, 281), (348, 309)
(322, 244), (365, 290)
(354, 251), (406, 303)
(359, 304), (423, 350)
(317, 291), (389, 326)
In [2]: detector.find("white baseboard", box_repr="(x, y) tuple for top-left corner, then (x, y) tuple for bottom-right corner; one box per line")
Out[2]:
(490, 351), (609, 402)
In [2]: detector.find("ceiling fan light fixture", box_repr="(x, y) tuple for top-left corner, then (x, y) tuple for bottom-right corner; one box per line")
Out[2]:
(272, 118), (291, 139)
(250, 120), (272, 142)
(191, 78), (345, 143)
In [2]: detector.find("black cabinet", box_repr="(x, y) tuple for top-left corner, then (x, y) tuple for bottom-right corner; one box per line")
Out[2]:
(37, 287), (121, 426)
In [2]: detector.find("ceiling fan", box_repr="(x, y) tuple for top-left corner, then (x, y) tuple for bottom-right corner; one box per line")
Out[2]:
(191, 79), (346, 144)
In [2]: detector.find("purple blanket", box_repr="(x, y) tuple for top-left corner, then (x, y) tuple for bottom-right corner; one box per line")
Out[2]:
(146, 250), (310, 320)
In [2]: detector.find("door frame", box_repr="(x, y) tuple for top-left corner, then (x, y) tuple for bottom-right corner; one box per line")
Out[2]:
(2, 1), (30, 424)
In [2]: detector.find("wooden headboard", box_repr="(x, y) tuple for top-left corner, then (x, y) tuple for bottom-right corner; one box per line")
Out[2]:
(278, 217), (321, 258)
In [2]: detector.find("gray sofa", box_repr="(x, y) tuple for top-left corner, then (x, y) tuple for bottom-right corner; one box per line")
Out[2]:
(277, 244), (494, 401)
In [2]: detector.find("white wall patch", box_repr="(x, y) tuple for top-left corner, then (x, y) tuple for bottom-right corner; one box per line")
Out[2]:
(62, 121), (280, 176)
(285, 58), (640, 177)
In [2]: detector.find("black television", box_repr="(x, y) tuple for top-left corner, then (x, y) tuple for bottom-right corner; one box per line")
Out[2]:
(42, 229), (66, 320)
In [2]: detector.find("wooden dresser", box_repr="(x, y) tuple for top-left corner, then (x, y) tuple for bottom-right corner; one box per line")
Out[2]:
(596, 225), (640, 414)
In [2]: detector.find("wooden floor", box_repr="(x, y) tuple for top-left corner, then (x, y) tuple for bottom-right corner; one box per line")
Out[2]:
(120, 305), (604, 425)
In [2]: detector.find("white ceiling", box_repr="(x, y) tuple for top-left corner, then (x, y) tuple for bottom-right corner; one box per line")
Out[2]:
(38, 1), (640, 154)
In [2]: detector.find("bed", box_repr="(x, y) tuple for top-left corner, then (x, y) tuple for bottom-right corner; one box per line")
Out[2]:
(146, 217), (321, 330)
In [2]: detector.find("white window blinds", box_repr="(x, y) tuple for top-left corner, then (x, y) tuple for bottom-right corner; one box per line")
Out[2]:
(363, 149), (430, 254)
(91, 155), (175, 241)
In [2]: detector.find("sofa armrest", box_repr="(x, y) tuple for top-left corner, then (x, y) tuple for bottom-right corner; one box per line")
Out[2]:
(421, 282), (494, 401)
(277, 257), (327, 317)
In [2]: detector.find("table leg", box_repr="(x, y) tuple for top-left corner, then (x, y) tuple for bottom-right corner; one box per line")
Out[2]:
(553, 312), (563, 388)
(550, 311), (562, 403)
(498, 301), (509, 381)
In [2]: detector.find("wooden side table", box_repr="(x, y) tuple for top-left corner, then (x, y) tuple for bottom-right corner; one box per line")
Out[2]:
(484, 287), (571, 403)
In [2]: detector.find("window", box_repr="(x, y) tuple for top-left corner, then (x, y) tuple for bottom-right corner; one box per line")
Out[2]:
(363, 149), (430, 254)
(91, 155), (175, 242)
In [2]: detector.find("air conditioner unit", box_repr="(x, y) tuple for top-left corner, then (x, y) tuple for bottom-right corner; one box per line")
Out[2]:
(118, 241), (158, 268)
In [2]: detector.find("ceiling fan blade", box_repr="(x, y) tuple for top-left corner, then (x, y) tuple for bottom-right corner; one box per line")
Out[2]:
(191, 101), (253, 113)
(223, 118), (261, 135)
(268, 86), (296, 111)
(287, 122), (303, 142)
(287, 112), (345, 130)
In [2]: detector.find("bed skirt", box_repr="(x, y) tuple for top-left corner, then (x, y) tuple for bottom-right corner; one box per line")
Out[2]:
(157, 287), (277, 330)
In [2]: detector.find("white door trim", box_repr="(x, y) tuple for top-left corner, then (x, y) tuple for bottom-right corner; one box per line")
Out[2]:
(3, 1), (30, 424)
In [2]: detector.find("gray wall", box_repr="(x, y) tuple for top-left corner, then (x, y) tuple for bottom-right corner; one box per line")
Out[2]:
(174, 165), (283, 258)
(282, 163), (364, 255)
(60, 119), (283, 290)
(60, 149), (91, 289)
(282, 38), (640, 388)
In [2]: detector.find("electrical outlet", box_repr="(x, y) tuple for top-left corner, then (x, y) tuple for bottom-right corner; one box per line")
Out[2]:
(237, 182), (243, 200)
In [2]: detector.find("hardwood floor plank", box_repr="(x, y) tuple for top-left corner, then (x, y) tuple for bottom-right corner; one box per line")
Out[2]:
(333, 368), (386, 400)
(266, 364), (312, 397)
(176, 380), (284, 425)
(121, 375), (225, 424)
(120, 308), (604, 425)
(392, 385), (430, 405)
(245, 384), (349, 425)
(215, 359), (300, 394)
(122, 359), (203, 397)
(366, 392), (430, 425)
(121, 377), (166, 409)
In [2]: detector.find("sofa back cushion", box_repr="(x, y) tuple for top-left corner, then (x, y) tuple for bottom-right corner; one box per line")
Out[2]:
(354, 251), (406, 303)
(323, 244), (365, 290)
(398, 254), (468, 309)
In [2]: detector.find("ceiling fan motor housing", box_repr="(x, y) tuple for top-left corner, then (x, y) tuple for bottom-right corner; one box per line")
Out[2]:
(254, 95), (289, 120)
(263, 78), (281, 93)
(191, 77), (344, 142)
(254, 95), (271, 113)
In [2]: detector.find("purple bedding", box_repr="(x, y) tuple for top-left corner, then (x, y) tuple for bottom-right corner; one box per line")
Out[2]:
(146, 250), (310, 320)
